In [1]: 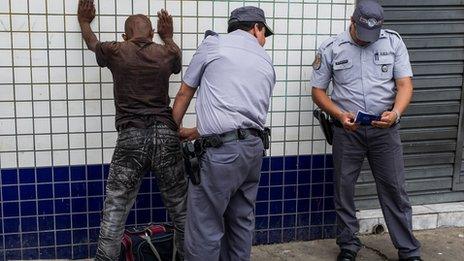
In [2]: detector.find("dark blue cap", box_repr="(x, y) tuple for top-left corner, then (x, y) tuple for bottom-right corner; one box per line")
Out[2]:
(228, 6), (274, 37)
(353, 0), (384, 42)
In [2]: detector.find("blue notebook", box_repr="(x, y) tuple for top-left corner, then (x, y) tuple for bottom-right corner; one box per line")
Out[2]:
(355, 111), (381, 126)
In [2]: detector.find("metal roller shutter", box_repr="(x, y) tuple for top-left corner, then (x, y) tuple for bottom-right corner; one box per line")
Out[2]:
(354, 0), (464, 209)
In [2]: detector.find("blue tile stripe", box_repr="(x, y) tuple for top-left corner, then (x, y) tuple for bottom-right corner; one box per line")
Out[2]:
(0, 154), (335, 260)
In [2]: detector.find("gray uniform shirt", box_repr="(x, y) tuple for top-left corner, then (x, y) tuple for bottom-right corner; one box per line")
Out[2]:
(183, 30), (276, 135)
(310, 29), (413, 115)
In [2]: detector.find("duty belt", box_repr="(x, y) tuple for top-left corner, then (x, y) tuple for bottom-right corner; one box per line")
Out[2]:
(182, 128), (271, 186)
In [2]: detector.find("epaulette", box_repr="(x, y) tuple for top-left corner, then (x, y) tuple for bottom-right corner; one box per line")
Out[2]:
(384, 29), (401, 39)
(204, 30), (218, 39)
(319, 36), (336, 51)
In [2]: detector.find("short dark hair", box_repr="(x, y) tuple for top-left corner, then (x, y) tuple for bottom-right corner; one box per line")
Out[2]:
(227, 21), (265, 34)
(125, 14), (153, 38)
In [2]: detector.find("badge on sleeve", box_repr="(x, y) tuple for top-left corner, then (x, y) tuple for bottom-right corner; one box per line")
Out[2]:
(312, 53), (322, 70)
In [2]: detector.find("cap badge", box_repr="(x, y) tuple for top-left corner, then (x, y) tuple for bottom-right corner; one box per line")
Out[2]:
(367, 18), (378, 28)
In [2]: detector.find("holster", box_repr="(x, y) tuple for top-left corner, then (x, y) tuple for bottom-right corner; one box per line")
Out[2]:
(313, 108), (334, 145)
(181, 141), (201, 185)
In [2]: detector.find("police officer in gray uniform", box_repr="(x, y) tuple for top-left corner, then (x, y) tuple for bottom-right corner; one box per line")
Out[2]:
(172, 6), (275, 261)
(311, 1), (421, 261)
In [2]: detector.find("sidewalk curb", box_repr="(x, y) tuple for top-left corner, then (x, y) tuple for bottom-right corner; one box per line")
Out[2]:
(357, 202), (464, 234)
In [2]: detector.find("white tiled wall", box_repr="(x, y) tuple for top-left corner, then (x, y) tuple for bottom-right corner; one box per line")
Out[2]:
(0, 0), (354, 169)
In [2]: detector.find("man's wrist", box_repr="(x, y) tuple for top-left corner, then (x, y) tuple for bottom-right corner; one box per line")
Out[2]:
(392, 110), (401, 123)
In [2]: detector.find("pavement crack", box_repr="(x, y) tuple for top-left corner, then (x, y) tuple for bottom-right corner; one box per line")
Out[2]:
(363, 244), (389, 260)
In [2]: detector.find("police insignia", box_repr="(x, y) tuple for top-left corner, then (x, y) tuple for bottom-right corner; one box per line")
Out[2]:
(312, 53), (322, 70)
(381, 64), (388, 72)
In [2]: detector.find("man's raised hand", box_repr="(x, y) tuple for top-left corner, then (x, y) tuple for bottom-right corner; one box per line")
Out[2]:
(157, 9), (174, 40)
(78, 0), (96, 24)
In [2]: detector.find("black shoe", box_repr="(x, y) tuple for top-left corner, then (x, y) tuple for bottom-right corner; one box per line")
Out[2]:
(399, 257), (422, 261)
(337, 249), (357, 261)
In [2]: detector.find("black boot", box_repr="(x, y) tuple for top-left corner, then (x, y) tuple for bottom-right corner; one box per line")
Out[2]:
(337, 249), (357, 261)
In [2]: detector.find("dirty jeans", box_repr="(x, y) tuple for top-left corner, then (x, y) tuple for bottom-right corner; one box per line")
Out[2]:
(95, 122), (188, 260)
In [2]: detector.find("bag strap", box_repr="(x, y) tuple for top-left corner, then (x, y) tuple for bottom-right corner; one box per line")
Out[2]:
(171, 233), (178, 261)
(142, 233), (162, 261)
(121, 233), (134, 261)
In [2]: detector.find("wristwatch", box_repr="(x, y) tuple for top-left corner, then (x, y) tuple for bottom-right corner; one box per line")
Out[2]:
(392, 110), (401, 124)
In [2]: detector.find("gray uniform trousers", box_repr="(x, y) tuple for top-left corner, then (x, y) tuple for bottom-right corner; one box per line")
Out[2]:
(184, 135), (264, 261)
(332, 124), (421, 258)
(95, 122), (188, 261)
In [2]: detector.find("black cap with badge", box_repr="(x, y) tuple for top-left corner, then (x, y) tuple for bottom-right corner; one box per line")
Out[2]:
(228, 6), (274, 37)
(353, 0), (384, 42)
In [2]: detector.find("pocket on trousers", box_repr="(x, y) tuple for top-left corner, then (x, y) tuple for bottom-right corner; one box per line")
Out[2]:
(209, 153), (239, 164)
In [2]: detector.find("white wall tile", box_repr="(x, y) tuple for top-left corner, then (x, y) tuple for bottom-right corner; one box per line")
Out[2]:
(11, 0), (28, 13)
(0, 136), (16, 152)
(166, 1), (181, 16)
(1, 152), (17, 168)
(69, 117), (84, 132)
(12, 50), (31, 66)
(69, 133), (85, 149)
(0, 102), (15, 117)
(35, 135), (51, 150)
(32, 85), (49, 100)
(33, 101), (50, 117)
(103, 148), (114, 163)
(34, 118), (51, 134)
(0, 0), (355, 167)
(102, 116), (115, 132)
(0, 32), (11, 48)
(213, 2), (228, 17)
(50, 85), (67, 100)
(0, 0), (9, 13)
(49, 67), (66, 83)
(18, 151), (35, 167)
(68, 101), (84, 116)
(69, 149), (85, 165)
(48, 33), (65, 49)
(16, 101), (33, 117)
(103, 132), (117, 147)
(11, 15), (28, 31)
(15, 119), (32, 135)
(53, 150), (69, 166)
(32, 67), (49, 83)
(85, 117), (101, 132)
(30, 15), (47, 31)
(0, 85), (14, 101)
(0, 68), (13, 84)
(17, 135), (34, 151)
(86, 133), (102, 148)
(86, 149), (103, 165)
(84, 100), (101, 116)
(52, 118), (68, 133)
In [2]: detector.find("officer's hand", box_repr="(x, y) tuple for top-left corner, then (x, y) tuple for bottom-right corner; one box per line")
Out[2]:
(339, 112), (357, 132)
(157, 9), (173, 40)
(180, 127), (200, 141)
(77, 0), (96, 24)
(372, 111), (397, 129)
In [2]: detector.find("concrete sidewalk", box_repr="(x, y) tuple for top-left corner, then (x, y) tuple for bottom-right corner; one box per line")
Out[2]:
(252, 227), (464, 260)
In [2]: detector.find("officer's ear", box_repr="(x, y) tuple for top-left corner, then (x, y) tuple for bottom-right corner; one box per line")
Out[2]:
(253, 23), (266, 46)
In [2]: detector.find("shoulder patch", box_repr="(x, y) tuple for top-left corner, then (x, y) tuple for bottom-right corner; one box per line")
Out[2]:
(312, 53), (322, 70)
